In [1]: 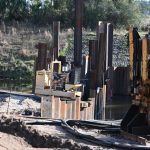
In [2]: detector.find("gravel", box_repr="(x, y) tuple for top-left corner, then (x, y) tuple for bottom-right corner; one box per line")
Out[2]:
(0, 95), (40, 114)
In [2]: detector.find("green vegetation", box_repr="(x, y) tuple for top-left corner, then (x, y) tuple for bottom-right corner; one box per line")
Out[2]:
(0, 0), (148, 91)
(0, 0), (145, 29)
(59, 35), (72, 56)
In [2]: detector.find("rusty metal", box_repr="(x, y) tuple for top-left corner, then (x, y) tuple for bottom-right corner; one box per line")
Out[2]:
(106, 66), (114, 101)
(35, 43), (48, 70)
(72, 0), (83, 84)
(32, 57), (37, 93)
(113, 67), (130, 96)
(89, 40), (98, 71)
(94, 22), (113, 119)
(34, 43), (48, 94)
(74, 0), (83, 67)
(96, 22), (107, 87)
(41, 95), (94, 120)
(129, 28), (134, 81)
(142, 38), (148, 81)
(60, 100), (67, 119)
(88, 40), (98, 93)
(53, 21), (60, 61)
(81, 55), (89, 100)
(139, 83), (150, 97)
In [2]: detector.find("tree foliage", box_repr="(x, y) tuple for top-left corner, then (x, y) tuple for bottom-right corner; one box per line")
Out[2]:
(0, 0), (29, 20)
(84, 0), (142, 29)
(0, 0), (144, 28)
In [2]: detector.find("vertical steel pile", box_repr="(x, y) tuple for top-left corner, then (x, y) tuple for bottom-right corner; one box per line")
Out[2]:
(96, 21), (107, 86)
(53, 21), (60, 61)
(105, 23), (114, 101)
(35, 43), (48, 71)
(81, 55), (89, 100)
(88, 40), (98, 97)
(33, 43), (48, 93)
(106, 23), (113, 70)
(94, 21), (113, 119)
(113, 67), (130, 95)
(73, 0), (83, 84)
(94, 22), (107, 119)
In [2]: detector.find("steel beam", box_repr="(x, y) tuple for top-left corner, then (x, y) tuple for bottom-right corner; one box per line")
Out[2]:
(89, 40), (98, 71)
(81, 56), (90, 100)
(35, 42), (47, 70)
(96, 22), (107, 87)
(106, 23), (113, 70)
(74, 0), (83, 67)
(88, 40), (98, 97)
(53, 21), (60, 61)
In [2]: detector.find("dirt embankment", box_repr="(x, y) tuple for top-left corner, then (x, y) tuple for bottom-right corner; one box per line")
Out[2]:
(0, 115), (102, 150)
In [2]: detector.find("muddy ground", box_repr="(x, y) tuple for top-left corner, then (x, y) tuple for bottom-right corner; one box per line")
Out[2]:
(0, 115), (116, 150)
(0, 92), (117, 150)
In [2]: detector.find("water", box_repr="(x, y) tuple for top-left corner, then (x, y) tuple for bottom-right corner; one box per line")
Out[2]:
(105, 95), (132, 120)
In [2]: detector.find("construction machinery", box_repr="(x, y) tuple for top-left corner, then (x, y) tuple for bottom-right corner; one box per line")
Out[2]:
(121, 27), (150, 142)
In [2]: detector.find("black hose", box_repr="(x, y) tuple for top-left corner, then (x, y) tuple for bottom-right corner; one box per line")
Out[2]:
(22, 118), (150, 150)
(61, 120), (150, 150)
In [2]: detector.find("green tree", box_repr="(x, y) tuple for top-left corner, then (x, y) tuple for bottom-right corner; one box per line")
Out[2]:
(84, 0), (142, 29)
(0, 0), (29, 20)
(0, 0), (144, 28)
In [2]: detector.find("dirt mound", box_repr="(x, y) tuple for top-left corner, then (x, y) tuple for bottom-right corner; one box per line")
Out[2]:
(0, 115), (94, 150)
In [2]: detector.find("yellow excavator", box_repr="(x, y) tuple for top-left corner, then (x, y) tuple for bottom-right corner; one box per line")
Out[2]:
(121, 27), (150, 139)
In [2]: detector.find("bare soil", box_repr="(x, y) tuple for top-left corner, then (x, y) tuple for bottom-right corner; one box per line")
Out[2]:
(0, 115), (102, 150)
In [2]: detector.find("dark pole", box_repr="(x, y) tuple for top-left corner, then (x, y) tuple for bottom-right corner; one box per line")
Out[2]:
(74, 0), (83, 67)
(33, 43), (47, 93)
(53, 21), (60, 61)
(72, 0), (83, 84)
(96, 22), (107, 87)
(35, 43), (47, 70)
(89, 40), (98, 91)
(89, 40), (98, 71)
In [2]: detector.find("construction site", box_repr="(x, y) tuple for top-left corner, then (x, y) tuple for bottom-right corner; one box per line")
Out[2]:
(1, 0), (150, 150)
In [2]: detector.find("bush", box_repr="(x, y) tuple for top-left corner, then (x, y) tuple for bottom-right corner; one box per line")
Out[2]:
(84, 0), (143, 29)
(0, 0), (144, 29)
